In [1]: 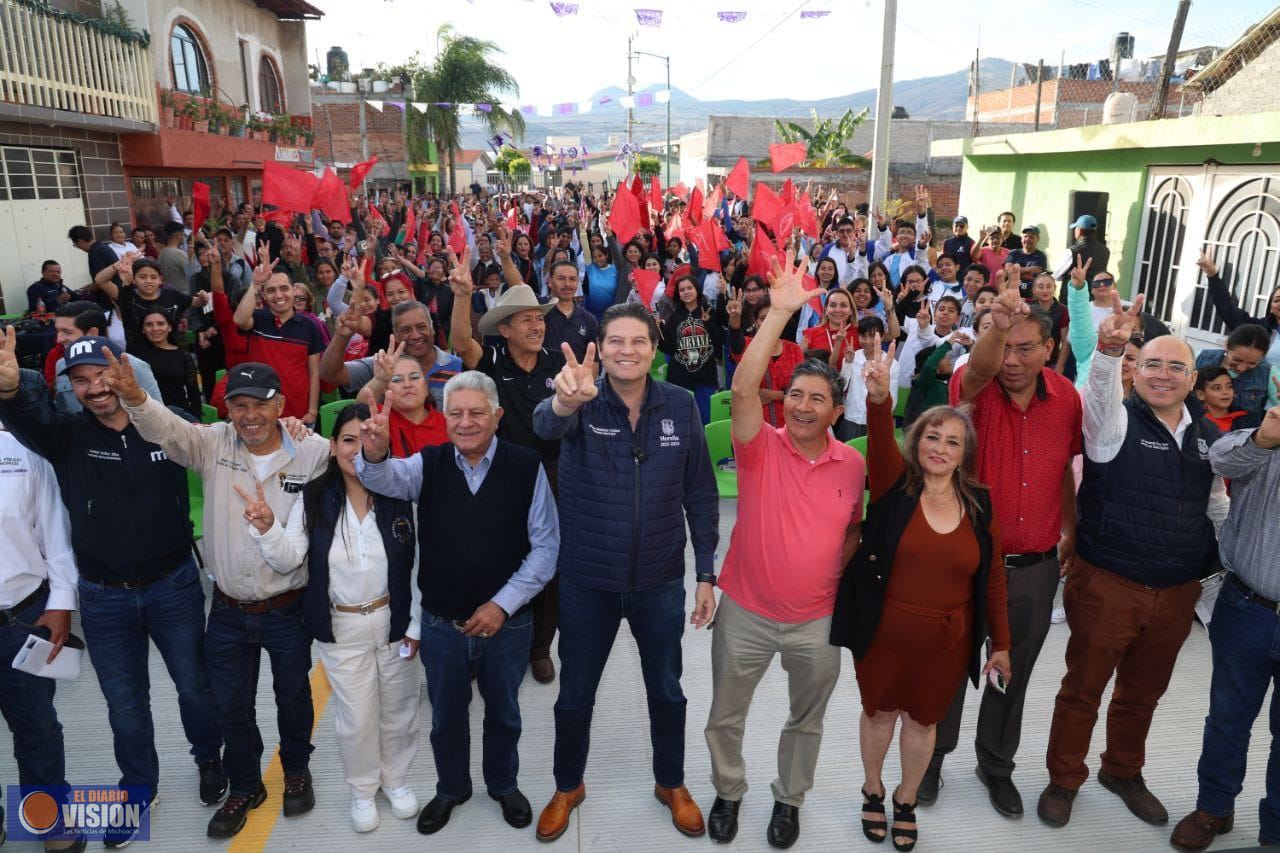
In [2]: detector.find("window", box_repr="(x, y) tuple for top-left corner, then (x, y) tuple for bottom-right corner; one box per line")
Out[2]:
(0, 147), (81, 202)
(258, 55), (283, 114)
(170, 24), (210, 94)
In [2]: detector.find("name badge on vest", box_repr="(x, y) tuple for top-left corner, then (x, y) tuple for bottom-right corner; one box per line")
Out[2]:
(393, 516), (413, 543)
(277, 473), (308, 494)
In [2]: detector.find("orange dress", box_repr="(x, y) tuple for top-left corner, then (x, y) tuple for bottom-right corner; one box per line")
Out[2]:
(853, 398), (1010, 724)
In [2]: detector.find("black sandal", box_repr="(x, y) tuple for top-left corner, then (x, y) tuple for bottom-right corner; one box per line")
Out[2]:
(861, 787), (887, 843)
(892, 794), (918, 852)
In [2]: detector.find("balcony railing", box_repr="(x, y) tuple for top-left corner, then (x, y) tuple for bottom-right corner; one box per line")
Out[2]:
(0, 0), (157, 124)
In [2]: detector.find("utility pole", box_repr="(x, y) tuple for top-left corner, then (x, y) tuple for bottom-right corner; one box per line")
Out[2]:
(633, 49), (672, 188)
(626, 35), (635, 150)
(1033, 59), (1045, 130)
(868, 0), (897, 216)
(1148, 0), (1191, 121)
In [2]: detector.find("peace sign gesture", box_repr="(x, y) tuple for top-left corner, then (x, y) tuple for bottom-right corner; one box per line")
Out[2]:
(990, 263), (1029, 332)
(251, 243), (278, 287)
(372, 335), (406, 384)
(915, 297), (932, 330)
(233, 481), (275, 533)
(863, 333), (898, 406)
(360, 401), (392, 462)
(1097, 290), (1147, 349)
(1068, 253), (1093, 290)
(725, 287), (743, 320)
(553, 341), (599, 410)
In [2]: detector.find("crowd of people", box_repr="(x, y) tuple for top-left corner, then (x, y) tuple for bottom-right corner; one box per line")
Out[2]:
(0, 175), (1278, 852)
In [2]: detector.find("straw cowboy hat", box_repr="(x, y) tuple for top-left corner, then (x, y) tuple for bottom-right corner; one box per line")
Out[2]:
(477, 284), (555, 336)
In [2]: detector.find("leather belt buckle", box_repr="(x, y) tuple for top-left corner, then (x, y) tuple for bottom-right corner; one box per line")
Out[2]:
(358, 601), (375, 615)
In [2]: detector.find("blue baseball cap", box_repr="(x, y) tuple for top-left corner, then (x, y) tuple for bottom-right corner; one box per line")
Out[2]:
(1070, 214), (1098, 230)
(59, 336), (122, 375)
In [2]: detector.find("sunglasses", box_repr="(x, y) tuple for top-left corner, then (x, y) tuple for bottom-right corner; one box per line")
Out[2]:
(1090, 278), (1115, 288)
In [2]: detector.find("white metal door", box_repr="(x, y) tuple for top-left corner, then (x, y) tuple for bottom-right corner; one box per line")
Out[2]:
(1133, 163), (1280, 351)
(0, 146), (90, 314)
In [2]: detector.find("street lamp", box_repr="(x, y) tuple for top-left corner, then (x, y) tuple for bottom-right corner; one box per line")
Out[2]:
(632, 49), (671, 189)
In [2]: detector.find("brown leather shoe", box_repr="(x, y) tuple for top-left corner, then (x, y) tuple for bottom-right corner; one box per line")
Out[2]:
(1170, 808), (1234, 850)
(536, 784), (585, 842)
(530, 657), (556, 684)
(654, 785), (706, 837)
(1097, 771), (1167, 825)
(1036, 783), (1077, 827)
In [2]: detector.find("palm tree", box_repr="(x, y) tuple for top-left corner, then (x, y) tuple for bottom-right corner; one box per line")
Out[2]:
(410, 25), (525, 194)
(772, 108), (872, 169)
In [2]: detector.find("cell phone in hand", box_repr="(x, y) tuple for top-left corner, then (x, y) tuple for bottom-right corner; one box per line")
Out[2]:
(988, 668), (1007, 694)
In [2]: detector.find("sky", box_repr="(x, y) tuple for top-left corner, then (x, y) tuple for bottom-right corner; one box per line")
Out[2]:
(303, 0), (1264, 106)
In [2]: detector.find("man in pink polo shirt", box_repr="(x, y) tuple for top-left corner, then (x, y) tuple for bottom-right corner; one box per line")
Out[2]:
(703, 249), (865, 849)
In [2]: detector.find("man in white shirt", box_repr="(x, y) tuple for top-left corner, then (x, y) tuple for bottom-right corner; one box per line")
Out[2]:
(0, 423), (81, 851)
(838, 315), (899, 439)
(820, 216), (869, 286)
(926, 254), (966, 306)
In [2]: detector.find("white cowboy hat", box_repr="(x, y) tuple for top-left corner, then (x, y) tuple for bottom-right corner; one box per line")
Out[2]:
(477, 284), (555, 336)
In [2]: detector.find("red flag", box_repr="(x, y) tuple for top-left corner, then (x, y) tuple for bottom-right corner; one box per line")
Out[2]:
(312, 168), (349, 223)
(802, 273), (823, 314)
(348, 155), (378, 192)
(712, 220), (731, 252)
(447, 201), (467, 255)
(262, 162), (318, 214)
(630, 175), (644, 199)
(780, 178), (796, 205)
(504, 205), (518, 232)
(367, 203), (391, 238)
(631, 267), (661, 308)
(415, 217), (431, 264)
(725, 157), (750, 199)
(671, 181), (689, 201)
(704, 185), (723, 220)
(687, 220), (721, 272)
(665, 262), (693, 299)
(751, 182), (784, 235)
(608, 188), (642, 244)
(769, 142), (807, 173)
(191, 182), (211, 234)
(649, 176), (662, 212)
(688, 186), (704, 226)
(746, 224), (783, 278)
(263, 208), (293, 226)
(401, 204), (416, 246)
(796, 191), (819, 237)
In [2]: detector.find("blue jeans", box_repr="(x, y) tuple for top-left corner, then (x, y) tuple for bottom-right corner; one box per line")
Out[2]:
(421, 607), (532, 801)
(1197, 576), (1280, 843)
(77, 556), (222, 793)
(0, 589), (66, 788)
(205, 589), (313, 795)
(553, 577), (686, 791)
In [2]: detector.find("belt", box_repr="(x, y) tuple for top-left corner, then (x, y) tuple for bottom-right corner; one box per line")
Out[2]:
(95, 574), (167, 590)
(214, 585), (304, 615)
(1, 580), (49, 624)
(333, 594), (390, 615)
(1004, 549), (1058, 569)
(1229, 574), (1280, 615)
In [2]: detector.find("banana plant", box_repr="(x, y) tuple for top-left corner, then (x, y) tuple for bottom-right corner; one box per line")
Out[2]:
(771, 108), (872, 169)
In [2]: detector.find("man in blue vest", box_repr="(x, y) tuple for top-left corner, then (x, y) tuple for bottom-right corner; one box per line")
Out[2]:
(1038, 293), (1219, 829)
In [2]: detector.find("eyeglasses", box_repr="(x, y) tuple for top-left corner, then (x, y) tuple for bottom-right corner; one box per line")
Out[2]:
(1003, 343), (1044, 359)
(389, 373), (424, 384)
(1090, 278), (1115, 288)
(1136, 360), (1192, 379)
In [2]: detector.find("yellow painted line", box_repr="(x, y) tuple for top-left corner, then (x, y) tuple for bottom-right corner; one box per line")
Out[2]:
(227, 661), (332, 853)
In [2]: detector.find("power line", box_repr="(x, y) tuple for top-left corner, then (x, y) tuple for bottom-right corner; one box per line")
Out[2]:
(692, 0), (815, 91)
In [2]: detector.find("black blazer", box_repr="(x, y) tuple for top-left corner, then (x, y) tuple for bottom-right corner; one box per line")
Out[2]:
(829, 475), (996, 688)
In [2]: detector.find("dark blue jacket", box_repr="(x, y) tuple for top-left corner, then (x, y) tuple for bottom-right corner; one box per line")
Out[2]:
(1077, 394), (1219, 587)
(534, 376), (718, 592)
(1193, 348), (1268, 429)
(302, 481), (417, 644)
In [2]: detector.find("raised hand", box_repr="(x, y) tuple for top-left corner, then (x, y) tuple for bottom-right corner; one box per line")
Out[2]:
(493, 226), (513, 258)
(874, 282), (894, 308)
(764, 248), (812, 315)
(863, 333), (897, 405)
(725, 287), (743, 321)
(251, 243), (278, 287)
(360, 401), (392, 461)
(448, 247), (474, 297)
(101, 348), (145, 406)
(1068, 254), (1093, 290)
(990, 263), (1029, 332)
(915, 298), (932, 331)
(372, 335), (405, 384)
(1196, 249), (1218, 279)
(553, 341), (599, 410)
(118, 251), (138, 282)
(0, 326), (19, 394)
(1097, 290), (1147, 349)
(233, 481), (275, 533)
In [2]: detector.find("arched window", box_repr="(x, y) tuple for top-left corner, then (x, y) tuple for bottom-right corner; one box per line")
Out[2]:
(170, 24), (210, 94)
(258, 55), (283, 114)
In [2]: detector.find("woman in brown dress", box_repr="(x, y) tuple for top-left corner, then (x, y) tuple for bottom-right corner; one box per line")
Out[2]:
(829, 336), (1012, 851)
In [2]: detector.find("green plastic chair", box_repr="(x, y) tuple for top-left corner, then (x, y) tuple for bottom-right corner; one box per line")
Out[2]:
(704, 420), (737, 499)
(187, 468), (203, 541)
(319, 398), (355, 438)
(893, 392), (908, 420)
(845, 435), (868, 456)
(200, 403), (219, 424)
(709, 390), (732, 422)
(215, 369), (226, 383)
(650, 350), (667, 380)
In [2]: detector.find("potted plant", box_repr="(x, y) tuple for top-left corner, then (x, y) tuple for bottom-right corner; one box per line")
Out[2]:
(301, 129), (315, 147)
(205, 102), (224, 135)
(180, 97), (203, 131)
(227, 114), (245, 138)
(249, 115), (269, 141)
(159, 88), (175, 128)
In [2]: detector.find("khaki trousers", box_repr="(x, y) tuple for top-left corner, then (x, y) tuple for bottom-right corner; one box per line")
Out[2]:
(705, 594), (842, 806)
(316, 606), (423, 800)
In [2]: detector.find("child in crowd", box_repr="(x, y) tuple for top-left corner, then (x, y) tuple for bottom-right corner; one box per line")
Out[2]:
(1195, 365), (1250, 433)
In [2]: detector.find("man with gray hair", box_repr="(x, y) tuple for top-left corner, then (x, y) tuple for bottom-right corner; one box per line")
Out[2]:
(358, 369), (559, 837)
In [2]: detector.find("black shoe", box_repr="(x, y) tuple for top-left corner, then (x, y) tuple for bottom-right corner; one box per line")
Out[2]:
(975, 766), (1024, 817)
(103, 793), (159, 848)
(206, 785), (267, 838)
(708, 796), (741, 843)
(282, 771), (315, 817)
(918, 756), (944, 807)
(766, 802), (800, 849)
(198, 758), (228, 805)
(490, 789), (532, 829)
(417, 792), (470, 835)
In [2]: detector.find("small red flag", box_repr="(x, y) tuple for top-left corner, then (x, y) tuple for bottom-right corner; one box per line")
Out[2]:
(769, 142), (807, 173)
(671, 181), (689, 201)
(712, 220), (731, 252)
(688, 186), (703, 226)
(447, 201), (467, 255)
(687, 220), (721, 272)
(649, 176), (662, 212)
(191, 182), (211, 234)
(262, 162), (319, 214)
(631, 266), (661, 308)
(751, 182), (784, 235)
(505, 205), (519, 232)
(704, 185), (723, 219)
(402, 204), (416, 246)
(367, 202), (391, 237)
(780, 178), (796, 205)
(797, 191), (819, 237)
(746, 224), (783, 278)
(608, 188), (642, 244)
(262, 208), (293, 226)
(312, 168), (349, 224)
(802, 273), (823, 314)
(348, 155), (378, 192)
(725, 157), (750, 199)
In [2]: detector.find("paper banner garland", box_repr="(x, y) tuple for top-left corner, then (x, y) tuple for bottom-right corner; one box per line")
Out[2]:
(635, 8), (662, 26)
(717, 11), (746, 22)
(365, 100), (384, 112)
(550, 2), (578, 15)
(800, 9), (831, 18)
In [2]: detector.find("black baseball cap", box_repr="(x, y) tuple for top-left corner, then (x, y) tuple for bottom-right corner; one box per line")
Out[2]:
(225, 363), (281, 400)
(1022, 225), (1041, 236)
(59, 336), (121, 375)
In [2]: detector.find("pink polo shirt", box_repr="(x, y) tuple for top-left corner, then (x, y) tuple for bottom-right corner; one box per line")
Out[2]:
(719, 426), (865, 623)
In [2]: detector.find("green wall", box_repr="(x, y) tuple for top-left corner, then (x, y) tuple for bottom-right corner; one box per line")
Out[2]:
(958, 141), (1266, 297)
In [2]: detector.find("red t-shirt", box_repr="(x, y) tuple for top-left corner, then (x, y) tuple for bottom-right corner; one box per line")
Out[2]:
(802, 324), (850, 362)
(388, 407), (448, 457)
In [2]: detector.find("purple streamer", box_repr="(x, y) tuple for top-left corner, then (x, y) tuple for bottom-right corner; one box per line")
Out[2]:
(717, 11), (746, 22)
(634, 8), (662, 26)
(549, 1), (578, 15)
(635, 92), (655, 108)
(599, 96), (613, 105)
(520, 105), (537, 116)
(800, 10), (830, 18)
(475, 103), (492, 113)
(553, 102), (577, 116)
(387, 101), (405, 111)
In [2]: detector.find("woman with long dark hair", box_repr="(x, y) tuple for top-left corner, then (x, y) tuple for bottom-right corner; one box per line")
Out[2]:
(245, 403), (422, 834)
(658, 274), (723, 422)
(128, 306), (203, 419)
(830, 338), (1011, 851)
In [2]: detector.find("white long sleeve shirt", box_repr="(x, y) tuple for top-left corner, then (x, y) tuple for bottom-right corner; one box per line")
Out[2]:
(0, 430), (78, 612)
(1082, 349), (1191, 464)
(840, 350), (900, 426)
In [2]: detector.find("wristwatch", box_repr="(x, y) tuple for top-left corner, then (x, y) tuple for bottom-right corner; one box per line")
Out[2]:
(696, 573), (718, 587)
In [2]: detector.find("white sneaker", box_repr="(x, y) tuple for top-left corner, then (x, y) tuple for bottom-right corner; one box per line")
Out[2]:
(1051, 606), (1066, 624)
(383, 786), (418, 820)
(351, 797), (379, 833)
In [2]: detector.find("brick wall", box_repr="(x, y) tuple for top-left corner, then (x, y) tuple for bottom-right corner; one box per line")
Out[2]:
(0, 121), (129, 234)
(311, 101), (407, 163)
(975, 79), (1200, 126)
(1196, 37), (1280, 116)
